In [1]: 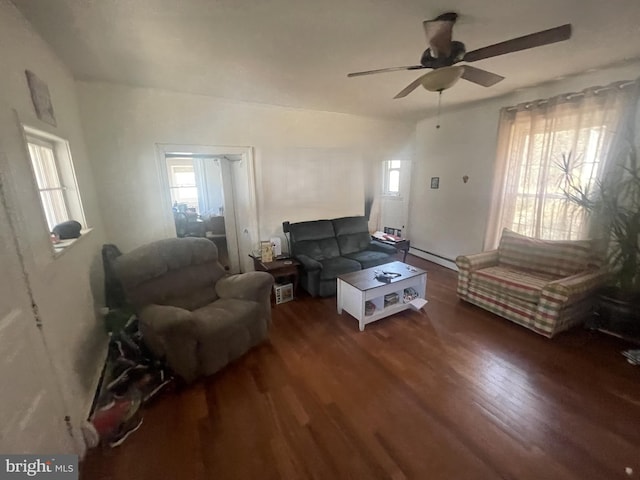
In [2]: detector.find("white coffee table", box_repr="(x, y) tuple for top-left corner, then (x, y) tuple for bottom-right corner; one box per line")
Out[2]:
(337, 261), (427, 331)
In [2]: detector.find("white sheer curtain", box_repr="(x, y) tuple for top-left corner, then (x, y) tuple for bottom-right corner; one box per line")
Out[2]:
(192, 157), (225, 217)
(485, 80), (638, 249)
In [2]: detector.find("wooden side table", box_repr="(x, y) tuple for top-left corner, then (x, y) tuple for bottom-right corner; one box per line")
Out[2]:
(249, 255), (300, 297)
(373, 238), (411, 262)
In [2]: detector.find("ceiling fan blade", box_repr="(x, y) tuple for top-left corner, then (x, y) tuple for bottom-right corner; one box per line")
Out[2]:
(460, 65), (504, 87)
(394, 74), (429, 99)
(423, 12), (457, 57)
(347, 65), (425, 78)
(463, 24), (572, 63)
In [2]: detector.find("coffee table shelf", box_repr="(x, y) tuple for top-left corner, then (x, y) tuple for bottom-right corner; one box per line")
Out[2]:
(337, 261), (427, 331)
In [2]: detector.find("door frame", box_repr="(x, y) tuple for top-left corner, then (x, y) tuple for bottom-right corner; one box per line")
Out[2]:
(155, 144), (259, 273)
(0, 105), (76, 454)
(378, 158), (413, 235)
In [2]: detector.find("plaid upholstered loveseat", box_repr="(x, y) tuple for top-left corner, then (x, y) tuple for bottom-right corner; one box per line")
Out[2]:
(456, 229), (607, 337)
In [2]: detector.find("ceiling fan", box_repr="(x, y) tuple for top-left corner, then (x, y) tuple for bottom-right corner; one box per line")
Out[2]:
(347, 13), (572, 99)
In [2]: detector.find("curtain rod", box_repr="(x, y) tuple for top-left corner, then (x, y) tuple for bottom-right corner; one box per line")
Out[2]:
(504, 79), (638, 112)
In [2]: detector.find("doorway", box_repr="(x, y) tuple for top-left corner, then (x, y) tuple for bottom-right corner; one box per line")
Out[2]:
(157, 145), (259, 274)
(378, 159), (412, 235)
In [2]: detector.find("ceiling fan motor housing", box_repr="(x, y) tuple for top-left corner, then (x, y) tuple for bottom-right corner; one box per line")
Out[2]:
(420, 41), (466, 69)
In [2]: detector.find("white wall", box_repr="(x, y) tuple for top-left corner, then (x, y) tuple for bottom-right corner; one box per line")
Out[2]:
(76, 82), (415, 254)
(409, 61), (640, 269)
(0, 0), (108, 454)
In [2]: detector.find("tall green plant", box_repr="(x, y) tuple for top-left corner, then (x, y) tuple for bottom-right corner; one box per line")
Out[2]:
(558, 131), (640, 297)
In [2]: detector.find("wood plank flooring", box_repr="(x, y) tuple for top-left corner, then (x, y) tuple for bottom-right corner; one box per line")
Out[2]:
(81, 256), (640, 480)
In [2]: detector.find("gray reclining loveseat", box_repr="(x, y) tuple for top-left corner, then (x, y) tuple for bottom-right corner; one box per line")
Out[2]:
(285, 216), (397, 297)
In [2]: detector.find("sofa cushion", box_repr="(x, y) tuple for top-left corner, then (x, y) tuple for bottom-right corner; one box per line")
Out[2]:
(471, 266), (557, 304)
(498, 229), (599, 277)
(344, 250), (393, 269)
(289, 220), (335, 241)
(289, 220), (341, 260)
(333, 216), (372, 255)
(294, 237), (341, 261)
(319, 257), (361, 280)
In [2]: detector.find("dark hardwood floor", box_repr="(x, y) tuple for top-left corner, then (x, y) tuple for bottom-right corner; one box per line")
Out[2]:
(81, 256), (640, 480)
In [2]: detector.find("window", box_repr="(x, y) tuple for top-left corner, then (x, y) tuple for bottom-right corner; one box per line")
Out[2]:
(24, 126), (86, 246)
(165, 156), (226, 218)
(27, 137), (69, 230)
(167, 159), (200, 211)
(485, 82), (633, 248)
(507, 122), (608, 240)
(383, 160), (402, 196)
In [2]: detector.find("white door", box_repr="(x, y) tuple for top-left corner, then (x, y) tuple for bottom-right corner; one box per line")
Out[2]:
(0, 111), (73, 453)
(379, 159), (412, 235)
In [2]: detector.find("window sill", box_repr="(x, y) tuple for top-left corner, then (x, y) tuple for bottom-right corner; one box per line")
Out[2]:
(52, 228), (93, 258)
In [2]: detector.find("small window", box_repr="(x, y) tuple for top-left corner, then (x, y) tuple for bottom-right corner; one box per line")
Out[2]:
(383, 159), (402, 196)
(24, 126), (86, 250)
(27, 137), (69, 230)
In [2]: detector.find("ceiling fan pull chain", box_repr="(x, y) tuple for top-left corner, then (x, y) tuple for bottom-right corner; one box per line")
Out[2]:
(436, 90), (442, 129)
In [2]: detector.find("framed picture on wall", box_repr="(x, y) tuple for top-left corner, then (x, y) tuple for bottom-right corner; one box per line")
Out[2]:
(430, 177), (440, 189)
(25, 70), (57, 126)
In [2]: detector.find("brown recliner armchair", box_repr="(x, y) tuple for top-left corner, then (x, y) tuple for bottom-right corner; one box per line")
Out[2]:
(114, 237), (274, 383)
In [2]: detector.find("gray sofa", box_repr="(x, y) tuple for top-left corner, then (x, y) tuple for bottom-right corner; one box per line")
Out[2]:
(114, 237), (273, 383)
(286, 216), (397, 297)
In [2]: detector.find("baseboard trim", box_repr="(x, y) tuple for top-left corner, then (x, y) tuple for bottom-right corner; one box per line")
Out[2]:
(409, 247), (458, 271)
(78, 339), (109, 458)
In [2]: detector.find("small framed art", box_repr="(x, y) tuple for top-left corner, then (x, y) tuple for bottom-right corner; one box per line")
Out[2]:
(25, 70), (57, 126)
(430, 177), (440, 189)
(260, 240), (274, 262)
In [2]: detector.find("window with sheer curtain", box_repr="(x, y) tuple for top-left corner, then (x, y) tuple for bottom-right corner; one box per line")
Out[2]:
(484, 81), (636, 249)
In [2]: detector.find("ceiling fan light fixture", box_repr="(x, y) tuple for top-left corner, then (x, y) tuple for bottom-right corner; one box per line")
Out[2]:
(420, 66), (464, 92)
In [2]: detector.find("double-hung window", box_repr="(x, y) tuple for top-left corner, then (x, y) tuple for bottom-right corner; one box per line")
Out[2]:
(167, 159), (200, 211)
(24, 126), (86, 247)
(383, 160), (402, 196)
(26, 136), (69, 231)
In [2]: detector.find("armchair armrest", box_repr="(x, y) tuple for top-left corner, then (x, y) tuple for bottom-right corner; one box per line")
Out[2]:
(456, 250), (499, 271)
(542, 268), (609, 305)
(138, 304), (199, 383)
(455, 250), (499, 298)
(295, 254), (322, 271)
(368, 240), (398, 255)
(533, 268), (608, 336)
(215, 272), (274, 302)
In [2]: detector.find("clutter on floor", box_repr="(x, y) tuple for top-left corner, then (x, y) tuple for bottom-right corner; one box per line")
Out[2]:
(83, 314), (174, 448)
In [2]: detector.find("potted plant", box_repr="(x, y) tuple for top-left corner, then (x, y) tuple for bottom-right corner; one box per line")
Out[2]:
(558, 123), (640, 337)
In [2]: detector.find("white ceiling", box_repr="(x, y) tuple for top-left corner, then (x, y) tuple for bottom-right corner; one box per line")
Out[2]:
(11, 0), (640, 121)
